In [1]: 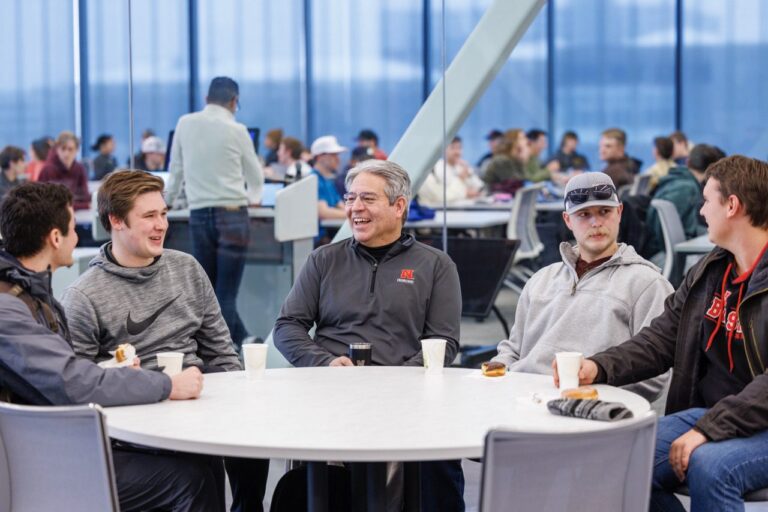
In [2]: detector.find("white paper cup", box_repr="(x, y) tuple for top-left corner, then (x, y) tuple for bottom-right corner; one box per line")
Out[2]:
(156, 352), (184, 376)
(556, 351), (584, 391)
(421, 338), (447, 374)
(243, 344), (268, 380)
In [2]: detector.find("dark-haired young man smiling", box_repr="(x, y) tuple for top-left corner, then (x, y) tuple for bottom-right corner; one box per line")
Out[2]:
(0, 182), (218, 511)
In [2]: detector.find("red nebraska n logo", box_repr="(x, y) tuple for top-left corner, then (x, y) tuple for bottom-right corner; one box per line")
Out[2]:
(400, 269), (414, 280)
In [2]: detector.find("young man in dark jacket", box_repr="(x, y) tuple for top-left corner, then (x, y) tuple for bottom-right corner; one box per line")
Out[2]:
(555, 156), (768, 511)
(274, 159), (465, 511)
(0, 182), (222, 512)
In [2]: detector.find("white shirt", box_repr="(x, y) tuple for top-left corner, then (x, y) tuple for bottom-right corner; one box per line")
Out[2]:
(166, 104), (264, 209)
(284, 161), (314, 181)
(418, 159), (483, 207)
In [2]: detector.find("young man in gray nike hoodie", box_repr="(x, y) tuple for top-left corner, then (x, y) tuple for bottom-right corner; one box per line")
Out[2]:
(492, 172), (674, 401)
(61, 170), (269, 512)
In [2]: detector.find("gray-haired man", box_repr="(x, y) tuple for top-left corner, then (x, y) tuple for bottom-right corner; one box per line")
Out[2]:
(274, 159), (466, 511)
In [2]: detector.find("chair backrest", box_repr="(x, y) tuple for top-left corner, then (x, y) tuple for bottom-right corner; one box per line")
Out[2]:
(0, 402), (119, 512)
(507, 183), (545, 261)
(417, 237), (520, 318)
(650, 199), (686, 281)
(480, 414), (657, 512)
(630, 174), (652, 196)
(91, 188), (110, 242)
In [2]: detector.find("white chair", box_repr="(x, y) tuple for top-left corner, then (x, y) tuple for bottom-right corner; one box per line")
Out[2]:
(504, 183), (545, 293)
(479, 414), (657, 512)
(651, 198), (687, 285)
(0, 402), (119, 512)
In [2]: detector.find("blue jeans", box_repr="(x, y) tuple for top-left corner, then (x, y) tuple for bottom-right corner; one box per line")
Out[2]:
(651, 408), (768, 512)
(189, 207), (250, 350)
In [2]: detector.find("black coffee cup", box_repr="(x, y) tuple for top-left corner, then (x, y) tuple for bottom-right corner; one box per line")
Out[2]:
(349, 342), (372, 366)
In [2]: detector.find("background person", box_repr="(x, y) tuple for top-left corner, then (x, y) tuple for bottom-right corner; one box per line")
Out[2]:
(0, 145), (26, 202)
(482, 128), (527, 195)
(548, 130), (590, 172)
(138, 135), (166, 172)
(167, 76), (264, 351)
(418, 136), (483, 207)
(646, 136), (675, 191)
(90, 133), (117, 180)
(599, 127), (638, 189)
(25, 136), (53, 182)
(38, 131), (91, 210)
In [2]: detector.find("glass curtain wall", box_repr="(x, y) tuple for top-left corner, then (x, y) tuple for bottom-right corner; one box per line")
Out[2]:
(196, 0), (305, 152)
(682, 0), (768, 158)
(429, 0), (548, 166)
(553, 0), (676, 170)
(308, 0), (424, 159)
(0, 0), (75, 150)
(6, 1), (768, 170)
(85, 0), (189, 168)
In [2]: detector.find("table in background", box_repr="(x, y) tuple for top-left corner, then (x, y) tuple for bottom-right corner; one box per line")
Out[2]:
(105, 367), (651, 512)
(322, 210), (509, 231)
(674, 234), (714, 255)
(443, 198), (564, 212)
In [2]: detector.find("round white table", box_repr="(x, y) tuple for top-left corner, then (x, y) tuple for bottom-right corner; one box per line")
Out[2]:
(104, 367), (651, 511)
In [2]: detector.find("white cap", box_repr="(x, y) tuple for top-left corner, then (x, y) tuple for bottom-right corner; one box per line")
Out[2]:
(310, 135), (347, 157)
(141, 136), (165, 154)
(563, 172), (620, 215)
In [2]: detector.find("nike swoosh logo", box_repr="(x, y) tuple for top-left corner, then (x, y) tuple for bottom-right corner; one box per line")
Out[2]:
(125, 294), (181, 336)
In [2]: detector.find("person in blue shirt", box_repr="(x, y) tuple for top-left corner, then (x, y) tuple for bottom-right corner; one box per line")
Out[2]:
(310, 135), (347, 244)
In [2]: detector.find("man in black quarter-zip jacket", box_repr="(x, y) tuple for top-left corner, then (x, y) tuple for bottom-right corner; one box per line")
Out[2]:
(274, 159), (464, 512)
(555, 156), (768, 511)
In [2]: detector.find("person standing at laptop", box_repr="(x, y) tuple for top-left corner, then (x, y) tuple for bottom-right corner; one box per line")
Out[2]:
(166, 76), (264, 351)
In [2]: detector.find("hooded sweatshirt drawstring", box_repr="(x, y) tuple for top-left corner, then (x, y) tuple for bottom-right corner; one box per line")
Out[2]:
(706, 240), (768, 371)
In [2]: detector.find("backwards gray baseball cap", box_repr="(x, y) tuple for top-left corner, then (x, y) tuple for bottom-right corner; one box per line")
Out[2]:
(563, 172), (620, 215)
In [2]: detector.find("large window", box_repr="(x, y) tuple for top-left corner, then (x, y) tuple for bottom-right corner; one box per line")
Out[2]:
(3, 1), (768, 169)
(682, 0), (768, 158)
(0, 0), (75, 151)
(429, 0), (548, 166)
(553, 0), (676, 169)
(308, 0), (424, 157)
(196, 0), (305, 151)
(85, 0), (189, 166)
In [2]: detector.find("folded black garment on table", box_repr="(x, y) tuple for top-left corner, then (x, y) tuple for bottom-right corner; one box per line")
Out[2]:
(547, 398), (633, 422)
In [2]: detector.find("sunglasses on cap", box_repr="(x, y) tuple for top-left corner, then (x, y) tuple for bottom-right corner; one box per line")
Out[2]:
(564, 184), (618, 208)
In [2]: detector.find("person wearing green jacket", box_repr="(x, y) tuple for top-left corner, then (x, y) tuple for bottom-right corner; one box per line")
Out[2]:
(646, 144), (726, 256)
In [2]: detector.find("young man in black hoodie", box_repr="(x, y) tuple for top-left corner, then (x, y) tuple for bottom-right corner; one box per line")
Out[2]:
(0, 182), (221, 511)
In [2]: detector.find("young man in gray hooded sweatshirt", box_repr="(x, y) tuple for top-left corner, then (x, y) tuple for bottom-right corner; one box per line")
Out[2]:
(61, 170), (269, 512)
(492, 172), (673, 401)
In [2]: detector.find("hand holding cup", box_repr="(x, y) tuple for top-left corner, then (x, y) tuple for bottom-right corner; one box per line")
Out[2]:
(552, 356), (598, 389)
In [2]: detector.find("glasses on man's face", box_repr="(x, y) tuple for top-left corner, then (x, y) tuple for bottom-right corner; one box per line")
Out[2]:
(343, 192), (380, 206)
(564, 184), (617, 208)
